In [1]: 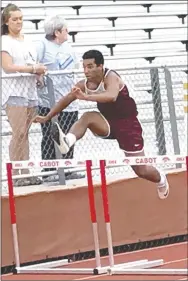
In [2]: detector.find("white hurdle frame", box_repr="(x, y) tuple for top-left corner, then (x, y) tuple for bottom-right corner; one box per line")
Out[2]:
(6, 155), (187, 276)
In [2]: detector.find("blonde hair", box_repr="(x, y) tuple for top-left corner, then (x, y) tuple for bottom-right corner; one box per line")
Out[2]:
(1, 3), (21, 35)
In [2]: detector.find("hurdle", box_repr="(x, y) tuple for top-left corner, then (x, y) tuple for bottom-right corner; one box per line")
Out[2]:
(6, 160), (112, 275)
(7, 159), (141, 275)
(96, 157), (188, 276)
(6, 155), (188, 276)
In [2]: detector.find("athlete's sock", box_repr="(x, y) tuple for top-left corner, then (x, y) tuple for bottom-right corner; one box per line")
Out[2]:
(66, 133), (77, 147)
(156, 169), (166, 186)
(156, 168), (169, 199)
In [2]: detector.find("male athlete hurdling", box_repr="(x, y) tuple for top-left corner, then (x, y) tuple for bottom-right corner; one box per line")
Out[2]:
(33, 50), (169, 199)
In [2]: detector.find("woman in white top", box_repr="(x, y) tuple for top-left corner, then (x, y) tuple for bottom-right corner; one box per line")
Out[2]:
(1, 4), (47, 186)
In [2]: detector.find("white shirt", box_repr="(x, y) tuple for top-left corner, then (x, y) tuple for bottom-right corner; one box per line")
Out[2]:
(36, 38), (79, 111)
(85, 69), (111, 95)
(1, 35), (38, 107)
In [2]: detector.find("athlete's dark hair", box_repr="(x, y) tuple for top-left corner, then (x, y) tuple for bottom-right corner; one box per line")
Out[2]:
(82, 50), (104, 66)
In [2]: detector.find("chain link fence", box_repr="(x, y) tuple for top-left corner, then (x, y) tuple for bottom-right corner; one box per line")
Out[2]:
(1, 64), (187, 191)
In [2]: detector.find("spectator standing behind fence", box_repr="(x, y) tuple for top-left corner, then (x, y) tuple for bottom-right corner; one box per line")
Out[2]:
(36, 15), (84, 180)
(1, 3), (47, 186)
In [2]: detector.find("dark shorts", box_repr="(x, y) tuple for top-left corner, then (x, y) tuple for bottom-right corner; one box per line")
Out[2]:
(107, 116), (144, 152)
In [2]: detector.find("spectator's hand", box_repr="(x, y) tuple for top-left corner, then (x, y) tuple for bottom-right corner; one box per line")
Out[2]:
(34, 64), (47, 75)
(32, 115), (49, 124)
(72, 87), (87, 100)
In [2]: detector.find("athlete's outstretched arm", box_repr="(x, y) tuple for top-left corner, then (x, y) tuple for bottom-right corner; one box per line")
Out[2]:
(33, 80), (85, 123)
(47, 92), (76, 119)
(75, 72), (120, 103)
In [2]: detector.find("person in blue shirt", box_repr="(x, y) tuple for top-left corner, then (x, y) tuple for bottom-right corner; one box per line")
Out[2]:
(36, 15), (83, 180)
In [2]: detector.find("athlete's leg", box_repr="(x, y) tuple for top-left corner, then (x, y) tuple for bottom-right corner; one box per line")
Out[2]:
(125, 150), (160, 183)
(111, 116), (169, 199)
(125, 150), (169, 199)
(69, 111), (109, 139)
(51, 111), (110, 154)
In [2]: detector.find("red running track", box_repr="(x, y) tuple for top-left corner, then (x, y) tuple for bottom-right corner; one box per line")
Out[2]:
(2, 242), (188, 281)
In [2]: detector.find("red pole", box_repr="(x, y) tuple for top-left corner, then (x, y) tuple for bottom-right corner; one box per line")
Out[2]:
(86, 160), (101, 268)
(99, 160), (114, 267)
(6, 163), (16, 224)
(86, 160), (97, 223)
(6, 162), (20, 268)
(100, 160), (110, 223)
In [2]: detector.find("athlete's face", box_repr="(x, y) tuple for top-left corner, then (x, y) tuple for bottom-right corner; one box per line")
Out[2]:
(83, 59), (103, 80)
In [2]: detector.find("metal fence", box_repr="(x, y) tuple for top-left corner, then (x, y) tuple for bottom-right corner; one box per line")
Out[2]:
(1, 64), (187, 189)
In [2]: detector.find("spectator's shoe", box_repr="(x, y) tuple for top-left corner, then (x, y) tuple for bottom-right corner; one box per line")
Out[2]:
(13, 177), (43, 186)
(29, 177), (43, 185)
(13, 178), (31, 187)
(43, 175), (59, 182)
(157, 173), (169, 199)
(51, 122), (70, 154)
(42, 168), (57, 181)
(65, 171), (85, 180)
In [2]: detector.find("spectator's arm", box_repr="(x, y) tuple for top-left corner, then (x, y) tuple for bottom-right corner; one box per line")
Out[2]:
(1, 52), (47, 75)
(1, 51), (35, 74)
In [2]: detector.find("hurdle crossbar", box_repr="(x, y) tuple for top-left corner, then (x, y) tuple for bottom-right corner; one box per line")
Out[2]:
(10, 154), (186, 170)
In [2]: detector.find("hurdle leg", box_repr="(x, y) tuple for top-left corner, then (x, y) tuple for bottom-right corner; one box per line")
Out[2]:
(86, 160), (101, 269)
(99, 160), (114, 268)
(6, 163), (20, 271)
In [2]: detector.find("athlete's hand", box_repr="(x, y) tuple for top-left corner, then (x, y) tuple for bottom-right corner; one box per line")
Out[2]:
(72, 87), (88, 100)
(32, 115), (49, 124)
